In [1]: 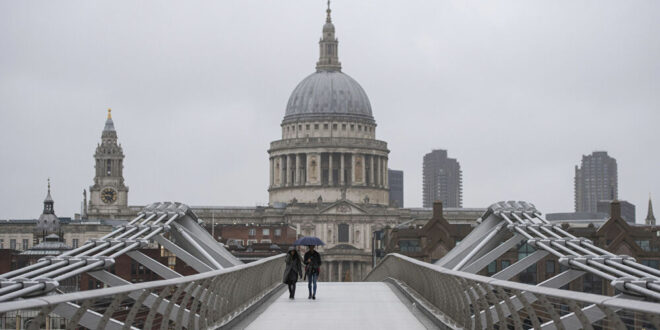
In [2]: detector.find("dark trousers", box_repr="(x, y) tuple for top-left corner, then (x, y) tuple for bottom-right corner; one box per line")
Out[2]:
(288, 283), (296, 297)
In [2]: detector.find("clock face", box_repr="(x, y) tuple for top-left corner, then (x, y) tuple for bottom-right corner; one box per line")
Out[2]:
(101, 188), (117, 204)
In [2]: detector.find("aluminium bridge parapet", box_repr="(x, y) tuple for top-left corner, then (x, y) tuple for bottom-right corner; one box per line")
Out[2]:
(367, 253), (660, 329)
(0, 254), (285, 330)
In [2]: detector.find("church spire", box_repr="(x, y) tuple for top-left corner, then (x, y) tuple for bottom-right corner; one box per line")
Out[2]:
(316, 1), (341, 72)
(104, 108), (115, 132)
(646, 194), (656, 225)
(43, 178), (54, 214)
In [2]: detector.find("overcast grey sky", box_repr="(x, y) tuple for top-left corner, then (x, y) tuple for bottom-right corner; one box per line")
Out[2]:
(1, 1), (658, 222)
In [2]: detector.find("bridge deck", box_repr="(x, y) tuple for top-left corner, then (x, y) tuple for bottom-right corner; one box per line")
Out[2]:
(245, 282), (427, 330)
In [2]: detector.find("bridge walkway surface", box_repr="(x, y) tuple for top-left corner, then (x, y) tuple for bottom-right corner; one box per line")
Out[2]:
(240, 282), (432, 330)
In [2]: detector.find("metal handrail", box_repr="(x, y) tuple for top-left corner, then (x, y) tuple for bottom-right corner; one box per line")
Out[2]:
(367, 253), (660, 329)
(0, 254), (284, 329)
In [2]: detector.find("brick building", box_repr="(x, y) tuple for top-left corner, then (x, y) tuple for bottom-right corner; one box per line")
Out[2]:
(380, 200), (660, 296)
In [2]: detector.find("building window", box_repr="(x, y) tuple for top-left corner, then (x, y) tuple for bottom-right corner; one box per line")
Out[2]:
(262, 228), (270, 236)
(333, 124), (337, 130)
(350, 124), (354, 130)
(274, 229), (282, 237)
(314, 124), (319, 129)
(227, 239), (244, 246)
(399, 239), (421, 252)
(247, 239), (258, 245)
(248, 228), (256, 236)
(306, 124), (310, 130)
(342, 124), (346, 130)
(501, 260), (510, 270)
(487, 261), (497, 275)
(518, 243), (535, 261)
(641, 259), (660, 270)
(106, 159), (112, 175)
(261, 239), (272, 243)
(358, 125), (362, 131)
(72, 239), (79, 249)
(298, 125), (302, 131)
(546, 260), (555, 275)
(0, 239), (3, 249)
(10, 239), (16, 250)
(22, 239), (28, 250)
(324, 123), (328, 129)
(338, 224), (349, 242)
(636, 240), (651, 252)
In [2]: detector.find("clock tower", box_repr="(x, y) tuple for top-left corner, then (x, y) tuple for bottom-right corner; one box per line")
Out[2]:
(88, 109), (131, 219)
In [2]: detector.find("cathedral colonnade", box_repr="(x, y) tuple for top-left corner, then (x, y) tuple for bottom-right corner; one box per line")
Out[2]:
(319, 260), (372, 282)
(269, 152), (388, 188)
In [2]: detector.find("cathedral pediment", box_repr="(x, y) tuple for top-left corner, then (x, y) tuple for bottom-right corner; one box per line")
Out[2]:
(319, 200), (367, 215)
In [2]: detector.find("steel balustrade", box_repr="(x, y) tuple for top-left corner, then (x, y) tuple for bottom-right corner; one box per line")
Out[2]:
(367, 253), (660, 329)
(0, 254), (284, 330)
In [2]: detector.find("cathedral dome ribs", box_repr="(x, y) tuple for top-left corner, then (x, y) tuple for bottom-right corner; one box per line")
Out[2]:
(268, 5), (390, 207)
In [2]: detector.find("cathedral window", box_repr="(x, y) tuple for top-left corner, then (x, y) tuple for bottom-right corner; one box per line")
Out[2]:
(106, 159), (112, 175)
(333, 124), (337, 130)
(358, 125), (362, 131)
(338, 224), (349, 242)
(324, 123), (329, 129)
(342, 124), (346, 130)
(299, 125), (302, 131)
(350, 124), (354, 130)
(306, 124), (310, 130)
(314, 124), (319, 130)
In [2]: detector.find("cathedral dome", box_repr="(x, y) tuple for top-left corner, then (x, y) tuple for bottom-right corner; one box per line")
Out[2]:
(284, 71), (373, 123)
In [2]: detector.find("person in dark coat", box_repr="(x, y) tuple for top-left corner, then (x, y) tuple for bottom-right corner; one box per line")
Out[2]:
(303, 245), (322, 299)
(283, 246), (302, 299)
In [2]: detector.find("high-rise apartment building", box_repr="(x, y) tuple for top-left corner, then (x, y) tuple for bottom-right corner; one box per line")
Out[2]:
(423, 150), (462, 208)
(574, 151), (617, 213)
(388, 169), (404, 208)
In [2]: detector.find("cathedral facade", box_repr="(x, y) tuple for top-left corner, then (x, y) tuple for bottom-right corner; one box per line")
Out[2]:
(268, 5), (390, 207)
(84, 6), (484, 281)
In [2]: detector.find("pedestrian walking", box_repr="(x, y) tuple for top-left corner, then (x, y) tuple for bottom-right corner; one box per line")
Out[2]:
(303, 245), (322, 299)
(283, 246), (302, 299)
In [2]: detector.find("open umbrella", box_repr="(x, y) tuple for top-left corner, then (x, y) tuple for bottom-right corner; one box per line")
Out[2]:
(293, 236), (325, 246)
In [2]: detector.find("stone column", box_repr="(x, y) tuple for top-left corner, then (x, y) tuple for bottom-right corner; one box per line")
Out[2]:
(269, 158), (274, 187)
(295, 154), (300, 186)
(281, 155), (287, 187)
(328, 153), (333, 186)
(338, 262), (343, 282)
(350, 262), (355, 282)
(287, 154), (293, 186)
(370, 156), (375, 187)
(351, 154), (356, 185)
(361, 154), (367, 186)
(383, 158), (390, 188)
(340, 153), (345, 185)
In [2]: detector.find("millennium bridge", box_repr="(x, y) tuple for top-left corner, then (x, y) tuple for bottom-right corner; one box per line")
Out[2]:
(0, 201), (659, 329)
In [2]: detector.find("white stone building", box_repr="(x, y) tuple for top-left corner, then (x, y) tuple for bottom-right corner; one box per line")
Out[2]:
(82, 5), (485, 281)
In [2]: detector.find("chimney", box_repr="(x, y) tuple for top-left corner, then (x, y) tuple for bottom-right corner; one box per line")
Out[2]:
(433, 201), (443, 220)
(610, 200), (621, 220)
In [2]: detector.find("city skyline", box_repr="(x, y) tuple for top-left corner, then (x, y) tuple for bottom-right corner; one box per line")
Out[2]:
(1, 1), (659, 222)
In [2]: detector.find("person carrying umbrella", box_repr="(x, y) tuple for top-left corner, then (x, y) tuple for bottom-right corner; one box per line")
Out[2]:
(303, 245), (322, 299)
